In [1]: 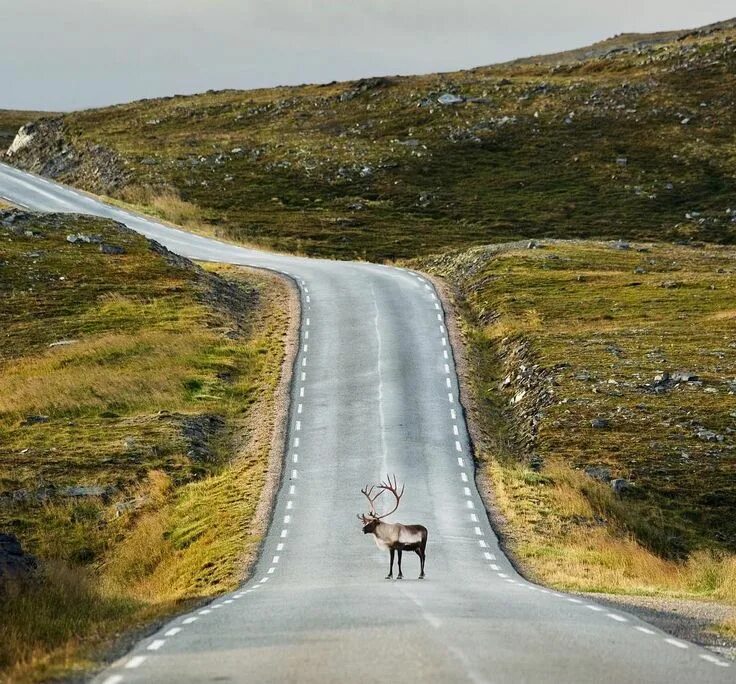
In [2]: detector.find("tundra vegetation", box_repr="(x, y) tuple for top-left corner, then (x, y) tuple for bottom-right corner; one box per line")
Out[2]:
(2, 14), (736, 663)
(0, 212), (289, 682)
(416, 239), (736, 635)
(6, 22), (736, 261)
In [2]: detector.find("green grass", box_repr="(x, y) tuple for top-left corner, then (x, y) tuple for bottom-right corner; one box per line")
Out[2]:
(7, 22), (734, 260)
(416, 239), (736, 600)
(0, 212), (289, 682)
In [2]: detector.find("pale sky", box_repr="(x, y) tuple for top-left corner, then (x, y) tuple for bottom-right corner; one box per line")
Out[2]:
(1, 1), (734, 111)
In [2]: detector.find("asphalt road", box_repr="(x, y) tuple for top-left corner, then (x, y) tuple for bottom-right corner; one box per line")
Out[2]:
(1, 161), (732, 683)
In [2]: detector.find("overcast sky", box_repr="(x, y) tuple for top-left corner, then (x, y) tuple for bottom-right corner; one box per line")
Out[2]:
(1, 1), (734, 111)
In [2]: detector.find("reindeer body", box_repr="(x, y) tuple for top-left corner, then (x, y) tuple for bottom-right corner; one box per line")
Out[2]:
(359, 476), (428, 579)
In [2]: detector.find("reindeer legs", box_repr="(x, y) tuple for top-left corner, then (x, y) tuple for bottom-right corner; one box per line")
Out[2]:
(416, 545), (426, 579)
(386, 548), (394, 579)
(397, 549), (403, 579)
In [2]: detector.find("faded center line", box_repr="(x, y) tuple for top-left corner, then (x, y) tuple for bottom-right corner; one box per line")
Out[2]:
(371, 284), (389, 475)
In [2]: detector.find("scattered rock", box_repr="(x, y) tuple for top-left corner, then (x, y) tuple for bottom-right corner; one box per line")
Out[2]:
(591, 418), (610, 429)
(0, 533), (37, 584)
(66, 233), (101, 244)
(99, 243), (126, 255)
(21, 415), (49, 426)
(671, 371), (698, 382)
(696, 428), (724, 443)
(585, 466), (613, 482)
(180, 414), (226, 462)
(438, 93), (465, 106)
(611, 478), (633, 495)
(60, 485), (113, 498)
(48, 339), (78, 348)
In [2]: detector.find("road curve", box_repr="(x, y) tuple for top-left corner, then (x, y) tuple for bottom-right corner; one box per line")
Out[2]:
(0, 161), (732, 683)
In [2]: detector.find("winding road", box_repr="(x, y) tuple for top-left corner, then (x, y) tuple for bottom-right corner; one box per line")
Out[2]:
(0, 161), (732, 683)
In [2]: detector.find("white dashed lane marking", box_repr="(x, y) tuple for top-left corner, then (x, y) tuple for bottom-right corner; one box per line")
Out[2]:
(455, 440), (462, 452)
(664, 638), (688, 649)
(147, 639), (166, 651)
(606, 614), (628, 623)
(182, 616), (198, 624)
(103, 676), (124, 684)
(165, 627), (182, 637)
(125, 656), (147, 669)
(635, 626), (656, 635)
(700, 654), (730, 667)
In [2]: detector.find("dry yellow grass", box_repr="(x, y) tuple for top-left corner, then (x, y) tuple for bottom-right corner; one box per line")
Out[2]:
(0, 329), (209, 418)
(0, 214), (291, 682)
(487, 458), (736, 602)
(119, 186), (205, 230)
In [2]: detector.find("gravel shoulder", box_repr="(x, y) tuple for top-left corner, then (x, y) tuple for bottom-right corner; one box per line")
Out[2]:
(580, 593), (736, 660)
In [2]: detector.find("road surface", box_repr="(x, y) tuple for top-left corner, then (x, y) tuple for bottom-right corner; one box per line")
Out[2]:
(0, 161), (731, 683)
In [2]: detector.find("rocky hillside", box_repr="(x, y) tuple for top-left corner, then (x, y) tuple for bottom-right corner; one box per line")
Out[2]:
(0, 211), (290, 680)
(417, 238), (736, 601)
(0, 110), (49, 154)
(5, 18), (736, 260)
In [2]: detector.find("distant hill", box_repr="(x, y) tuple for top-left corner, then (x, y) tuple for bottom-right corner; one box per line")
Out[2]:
(5, 17), (736, 260)
(503, 16), (736, 66)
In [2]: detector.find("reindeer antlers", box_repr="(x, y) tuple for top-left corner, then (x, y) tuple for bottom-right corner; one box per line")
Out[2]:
(358, 474), (404, 522)
(360, 483), (384, 517)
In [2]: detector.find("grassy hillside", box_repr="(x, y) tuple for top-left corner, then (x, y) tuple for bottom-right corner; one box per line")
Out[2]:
(0, 211), (290, 682)
(5, 19), (736, 260)
(417, 240), (735, 614)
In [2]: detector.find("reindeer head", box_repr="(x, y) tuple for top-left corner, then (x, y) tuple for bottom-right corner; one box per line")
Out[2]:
(357, 474), (405, 533)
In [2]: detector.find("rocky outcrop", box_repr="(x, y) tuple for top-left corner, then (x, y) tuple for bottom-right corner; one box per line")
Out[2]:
(5, 118), (130, 195)
(0, 533), (37, 584)
(495, 337), (556, 469)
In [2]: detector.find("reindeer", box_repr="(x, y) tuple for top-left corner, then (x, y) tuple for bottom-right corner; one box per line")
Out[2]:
(358, 475), (427, 580)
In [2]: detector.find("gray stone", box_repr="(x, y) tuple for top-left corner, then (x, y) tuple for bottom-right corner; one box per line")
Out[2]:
(0, 533), (37, 583)
(591, 418), (610, 429)
(99, 243), (125, 255)
(21, 415), (49, 426)
(585, 466), (612, 482)
(671, 371), (699, 382)
(60, 485), (111, 498)
(66, 233), (101, 244)
(438, 93), (465, 106)
(696, 428), (724, 442)
(48, 339), (78, 348)
(611, 478), (633, 495)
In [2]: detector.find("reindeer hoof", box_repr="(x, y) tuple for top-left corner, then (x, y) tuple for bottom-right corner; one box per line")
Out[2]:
(397, 575), (403, 580)
(418, 575), (425, 580)
(385, 575), (393, 580)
